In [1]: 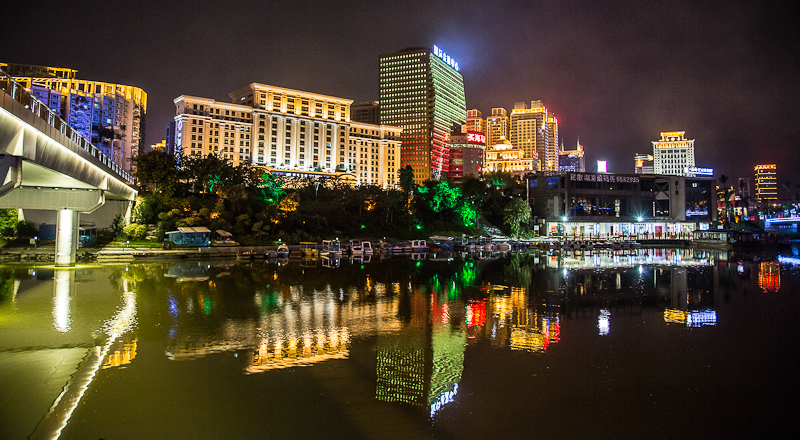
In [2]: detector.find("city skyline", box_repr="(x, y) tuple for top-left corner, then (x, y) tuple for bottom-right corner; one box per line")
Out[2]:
(2, 0), (797, 190)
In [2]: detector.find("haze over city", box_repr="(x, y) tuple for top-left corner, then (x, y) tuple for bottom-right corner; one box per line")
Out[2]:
(2, 0), (798, 185)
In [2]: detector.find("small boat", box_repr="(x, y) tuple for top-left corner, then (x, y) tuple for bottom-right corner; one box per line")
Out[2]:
(410, 239), (427, 252)
(378, 241), (393, 253)
(300, 242), (319, 257)
(320, 239), (344, 257)
(350, 240), (374, 256)
(276, 244), (289, 258)
(237, 251), (253, 260)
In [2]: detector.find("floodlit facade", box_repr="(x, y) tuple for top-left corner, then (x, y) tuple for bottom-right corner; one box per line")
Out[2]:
(484, 137), (538, 176)
(3, 63), (147, 174)
(465, 109), (485, 135)
(652, 131), (695, 176)
(174, 83), (401, 187)
(754, 164), (777, 201)
(558, 141), (585, 172)
(448, 131), (485, 181)
(485, 108), (509, 159)
(379, 46), (467, 184)
(509, 101), (559, 171)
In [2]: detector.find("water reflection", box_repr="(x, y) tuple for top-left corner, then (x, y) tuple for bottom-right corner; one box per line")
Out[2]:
(2, 247), (799, 438)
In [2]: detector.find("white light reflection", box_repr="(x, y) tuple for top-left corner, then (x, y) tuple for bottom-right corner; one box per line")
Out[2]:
(35, 277), (137, 440)
(430, 384), (459, 417)
(53, 269), (72, 332)
(598, 309), (611, 335)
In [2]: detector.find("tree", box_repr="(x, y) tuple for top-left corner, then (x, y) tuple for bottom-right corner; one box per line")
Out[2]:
(399, 165), (415, 209)
(503, 198), (532, 238)
(133, 151), (180, 193)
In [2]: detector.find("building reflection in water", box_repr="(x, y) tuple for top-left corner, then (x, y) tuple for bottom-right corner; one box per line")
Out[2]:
(758, 262), (780, 293)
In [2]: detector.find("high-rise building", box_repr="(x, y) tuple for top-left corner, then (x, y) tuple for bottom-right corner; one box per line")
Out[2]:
(351, 101), (380, 125)
(634, 153), (654, 174)
(465, 109), (484, 135)
(485, 108), (509, 158)
(3, 63), (147, 174)
(754, 164), (777, 201)
(652, 131), (695, 176)
(448, 131), (485, 182)
(380, 46), (466, 184)
(174, 83), (401, 188)
(509, 101), (558, 171)
(558, 141), (585, 172)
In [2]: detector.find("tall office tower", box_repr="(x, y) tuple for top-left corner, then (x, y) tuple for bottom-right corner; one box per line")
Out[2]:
(175, 83), (401, 188)
(485, 108), (509, 158)
(465, 109), (484, 135)
(558, 141), (585, 172)
(652, 131), (695, 176)
(3, 63), (147, 174)
(379, 46), (466, 184)
(509, 100), (559, 171)
(754, 164), (777, 201)
(634, 153), (654, 174)
(351, 101), (380, 125)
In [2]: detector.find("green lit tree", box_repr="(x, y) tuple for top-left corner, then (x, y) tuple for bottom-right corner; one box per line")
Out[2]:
(503, 197), (532, 238)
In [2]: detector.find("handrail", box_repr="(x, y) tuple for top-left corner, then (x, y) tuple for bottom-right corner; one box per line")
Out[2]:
(0, 68), (135, 183)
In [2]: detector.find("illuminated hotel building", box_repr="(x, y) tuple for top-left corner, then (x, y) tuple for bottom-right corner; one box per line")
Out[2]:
(448, 131), (485, 181)
(3, 63), (147, 174)
(558, 141), (585, 172)
(509, 101), (559, 171)
(174, 83), (401, 187)
(485, 108), (509, 157)
(380, 46), (466, 184)
(754, 164), (777, 201)
(485, 137), (539, 176)
(652, 131), (695, 176)
(634, 153), (654, 174)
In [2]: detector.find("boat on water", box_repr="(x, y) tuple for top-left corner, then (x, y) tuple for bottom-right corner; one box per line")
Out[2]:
(299, 242), (319, 258)
(320, 239), (343, 257)
(350, 240), (374, 256)
(276, 244), (289, 258)
(377, 241), (394, 253)
(410, 239), (427, 252)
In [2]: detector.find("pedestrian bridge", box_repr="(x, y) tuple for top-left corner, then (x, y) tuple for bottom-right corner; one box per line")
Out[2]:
(0, 70), (137, 265)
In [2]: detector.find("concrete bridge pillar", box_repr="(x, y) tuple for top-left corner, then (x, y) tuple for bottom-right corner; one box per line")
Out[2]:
(55, 209), (79, 266)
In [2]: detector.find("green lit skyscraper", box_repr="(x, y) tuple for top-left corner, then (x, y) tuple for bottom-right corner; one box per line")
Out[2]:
(379, 46), (466, 184)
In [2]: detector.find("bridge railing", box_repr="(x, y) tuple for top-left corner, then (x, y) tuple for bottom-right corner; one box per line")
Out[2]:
(0, 68), (134, 184)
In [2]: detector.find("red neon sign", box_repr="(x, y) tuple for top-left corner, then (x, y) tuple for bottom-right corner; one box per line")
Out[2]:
(467, 132), (486, 145)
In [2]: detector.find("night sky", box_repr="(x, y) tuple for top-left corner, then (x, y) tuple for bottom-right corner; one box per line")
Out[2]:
(3, 0), (798, 191)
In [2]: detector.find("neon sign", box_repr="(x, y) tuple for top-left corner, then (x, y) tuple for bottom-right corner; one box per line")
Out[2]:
(433, 45), (459, 71)
(687, 166), (713, 176)
(467, 132), (485, 144)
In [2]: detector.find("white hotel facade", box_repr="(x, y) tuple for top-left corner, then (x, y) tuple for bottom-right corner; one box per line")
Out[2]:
(174, 83), (401, 187)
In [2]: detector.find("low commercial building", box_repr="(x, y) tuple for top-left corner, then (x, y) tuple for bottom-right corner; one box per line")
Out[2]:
(527, 171), (717, 237)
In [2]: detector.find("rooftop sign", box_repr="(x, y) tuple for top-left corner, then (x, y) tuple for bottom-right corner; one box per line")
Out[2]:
(686, 166), (714, 176)
(433, 45), (459, 71)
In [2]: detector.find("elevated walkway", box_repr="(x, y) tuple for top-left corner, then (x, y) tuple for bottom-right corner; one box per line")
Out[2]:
(0, 69), (137, 265)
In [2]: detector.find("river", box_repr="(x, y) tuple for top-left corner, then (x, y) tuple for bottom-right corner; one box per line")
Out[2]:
(1, 247), (799, 439)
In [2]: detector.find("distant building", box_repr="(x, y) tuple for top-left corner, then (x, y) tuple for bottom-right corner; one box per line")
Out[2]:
(465, 109), (484, 135)
(485, 108), (509, 159)
(754, 164), (777, 201)
(738, 177), (751, 199)
(448, 131), (485, 182)
(379, 46), (466, 184)
(558, 141), (585, 172)
(509, 101), (558, 171)
(351, 101), (380, 125)
(652, 131), (695, 176)
(150, 140), (167, 152)
(485, 136), (538, 177)
(3, 62), (147, 174)
(165, 120), (177, 155)
(634, 153), (654, 174)
(174, 83), (401, 188)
